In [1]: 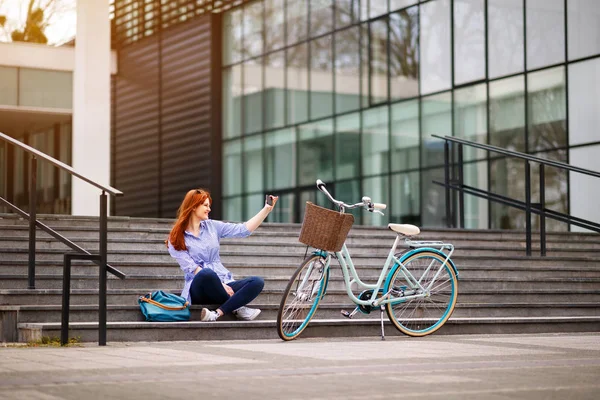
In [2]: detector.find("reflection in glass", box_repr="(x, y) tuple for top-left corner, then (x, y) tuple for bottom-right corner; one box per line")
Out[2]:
(244, 135), (264, 193)
(421, 168), (447, 227)
(488, 0), (523, 78)
(362, 105), (389, 176)
(19, 69), (73, 109)
(265, 128), (296, 190)
(528, 67), (566, 153)
(454, 84), (487, 161)
(335, 112), (361, 180)
(223, 8), (242, 65)
(530, 151), (568, 232)
(420, 0), (451, 94)
(223, 140), (243, 196)
(421, 92), (452, 168)
(568, 0), (600, 60)
(336, 179), (362, 223)
(310, 35), (334, 120)
(287, 43), (309, 124)
(265, 0), (285, 52)
(242, 0), (263, 58)
(370, 17), (389, 103)
(224, 196), (243, 222)
(391, 100), (419, 172)
(269, 192), (296, 223)
(389, 7), (419, 100)
(454, 0), (485, 85)
(222, 66), (242, 139)
(298, 119), (334, 186)
(360, 23), (370, 108)
(265, 51), (285, 129)
(390, 0), (419, 12)
(245, 193), (264, 221)
(286, 0), (308, 45)
(334, 0), (360, 28)
(0, 66), (18, 106)
(310, 0), (333, 37)
(244, 58), (263, 134)
(335, 27), (361, 113)
(362, 175), (389, 226)
(391, 172), (420, 225)
(526, 0), (564, 70)
(568, 58), (600, 146)
(369, 0), (388, 19)
(569, 145), (600, 232)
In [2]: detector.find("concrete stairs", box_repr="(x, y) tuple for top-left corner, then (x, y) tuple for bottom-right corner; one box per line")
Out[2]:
(1, 213), (599, 342)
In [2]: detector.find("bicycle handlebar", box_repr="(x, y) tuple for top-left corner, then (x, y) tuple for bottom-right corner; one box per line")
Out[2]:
(315, 179), (386, 214)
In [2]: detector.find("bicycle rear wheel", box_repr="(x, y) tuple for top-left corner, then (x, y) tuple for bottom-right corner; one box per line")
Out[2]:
(385, 250), (458, 337)
(277, 254), (330, 341)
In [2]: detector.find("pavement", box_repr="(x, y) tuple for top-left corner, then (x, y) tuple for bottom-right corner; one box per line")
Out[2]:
(1, 332), (600, 400)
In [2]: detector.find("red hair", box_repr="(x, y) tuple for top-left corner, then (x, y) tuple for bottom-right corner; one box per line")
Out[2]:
(168, 189), (212, 251)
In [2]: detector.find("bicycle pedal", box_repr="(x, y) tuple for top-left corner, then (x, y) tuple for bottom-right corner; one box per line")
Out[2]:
(340, 310), (353, 319)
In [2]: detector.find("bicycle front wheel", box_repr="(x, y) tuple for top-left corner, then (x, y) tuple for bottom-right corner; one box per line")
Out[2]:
(277, 254), (330, 341)
(385, 250), (458, 337)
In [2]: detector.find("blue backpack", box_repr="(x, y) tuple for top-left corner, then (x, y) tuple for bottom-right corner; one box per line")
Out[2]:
(138, 291), (191, 322)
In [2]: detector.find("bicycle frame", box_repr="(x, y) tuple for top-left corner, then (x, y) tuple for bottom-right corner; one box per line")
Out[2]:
(324, 235), (455, 308)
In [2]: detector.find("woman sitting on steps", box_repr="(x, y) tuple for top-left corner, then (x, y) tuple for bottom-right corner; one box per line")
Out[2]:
(167, 189), (278, 321)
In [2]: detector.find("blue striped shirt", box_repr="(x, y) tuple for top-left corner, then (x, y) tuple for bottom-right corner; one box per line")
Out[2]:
(167, 219), (252, 304)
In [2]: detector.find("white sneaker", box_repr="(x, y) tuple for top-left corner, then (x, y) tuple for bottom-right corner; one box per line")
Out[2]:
(201, 308), (219, 321)
(233, 306), (261, 321)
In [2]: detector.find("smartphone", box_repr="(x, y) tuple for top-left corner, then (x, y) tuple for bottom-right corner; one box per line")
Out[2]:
(265, 195), (273, 206)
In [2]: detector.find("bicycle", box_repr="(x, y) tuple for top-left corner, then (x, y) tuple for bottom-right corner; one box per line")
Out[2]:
(277, 179), (459, 341)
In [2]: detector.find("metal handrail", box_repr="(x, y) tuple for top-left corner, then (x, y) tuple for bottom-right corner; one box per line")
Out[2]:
(0, 131), (125, 346)
(434, 135), (600, 257)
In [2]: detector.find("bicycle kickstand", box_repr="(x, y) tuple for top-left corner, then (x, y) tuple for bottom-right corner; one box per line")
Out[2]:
(379, 305), (385, 341)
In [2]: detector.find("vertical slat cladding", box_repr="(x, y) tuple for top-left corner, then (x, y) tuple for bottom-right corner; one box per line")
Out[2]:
(159, 16), (214, 218)
(113, 36), (161, 217)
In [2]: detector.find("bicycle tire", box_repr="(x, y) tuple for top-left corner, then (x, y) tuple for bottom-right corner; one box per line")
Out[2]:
(384, 250), (458, 337)
(277, 254), (330, 341)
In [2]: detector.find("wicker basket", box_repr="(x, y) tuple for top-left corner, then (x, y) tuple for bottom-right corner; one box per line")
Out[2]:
(298, 202), (354, 252)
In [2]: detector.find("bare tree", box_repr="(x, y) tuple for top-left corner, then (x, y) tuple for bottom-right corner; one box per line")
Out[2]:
(0, 0), (74, 44)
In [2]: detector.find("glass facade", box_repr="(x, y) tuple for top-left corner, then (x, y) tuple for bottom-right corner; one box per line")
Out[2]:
(222, 0), (600, 230)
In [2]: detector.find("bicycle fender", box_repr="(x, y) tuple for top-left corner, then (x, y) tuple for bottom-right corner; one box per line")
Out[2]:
(384, 247), (460, 290)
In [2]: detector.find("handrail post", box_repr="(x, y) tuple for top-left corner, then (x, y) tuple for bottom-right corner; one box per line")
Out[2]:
(525, 161), (532, 256)
(28, 156), (37, 289)
(457, 144), (465, 229)
(444, 140), (451, 228)
(99, 191), (108, 346)
(539, 164), (546, 256)
(61, 254), (72, 346)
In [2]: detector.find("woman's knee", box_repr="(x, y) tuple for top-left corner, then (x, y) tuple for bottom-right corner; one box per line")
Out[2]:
(251, 276), (265, 291)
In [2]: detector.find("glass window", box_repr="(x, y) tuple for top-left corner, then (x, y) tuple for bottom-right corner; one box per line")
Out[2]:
(420, 0), (451, 94)
(569, 144), (600, 232)
(298, 119), (334, 186)
(421, 92), (452, 168)
(391, 100), (419, 172)
(488, 0), (524, 78)
(0, 66), (18, 106)
(335, 179), (362, 223)
(369, 0), (388, 19)
(335, 112), (361, 180)
(421, 167), (447, 227)
(528, 67), (566, 153)
(454, 0), (485, 85)
(287, 43), (309, 124)
(223, 8), (242, 65)
(568, 0), (600, 60)
(362, 175), (389, 226)
(568, 58), (600, 146)
(265, 128), (296, 190)
(223, 140), (243, 196)
(245, 193), (264, 220)
(244, 135), (264, 193)
(243, 58), (263, 134)
(222, 66), (242, 139)
(360, 23), (370, 108)
(264, 51), (285, 129)
(454, 83), (487, 161)
(265, 0), (285, 52)
(286, 0), (308, 45)
(269, 192), (296, 223)
(19, 69), (73, 109)
(389, 7), (419, 100)
(310, 0), (333, 37)
(362, 105), (389, 176)
(334, 0), (359, 29)
(529, 150), (568, 233)
(390, 0), (419, 12)
(242, 0), (264, 59)
(463, 160), (488, 229)
(224, 196), (243, 222)
(370, 17), (389, 104)
(391, 171), (420, 225)
(335, 27), (361, 113)
(310, 35), (334, 120)
(526, 0), (564, 70)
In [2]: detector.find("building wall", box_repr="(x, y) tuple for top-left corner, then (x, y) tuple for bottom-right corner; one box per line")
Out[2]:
(112, 13), (222, 219)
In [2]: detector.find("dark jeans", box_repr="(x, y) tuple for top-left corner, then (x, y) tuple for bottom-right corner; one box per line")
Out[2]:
(189, 268), (264, 315)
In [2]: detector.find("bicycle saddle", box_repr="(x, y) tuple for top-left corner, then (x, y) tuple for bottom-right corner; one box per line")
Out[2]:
(388, 223), (420, 236)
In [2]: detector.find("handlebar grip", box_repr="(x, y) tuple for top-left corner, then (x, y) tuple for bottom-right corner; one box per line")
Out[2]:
(316, 179), (326, 190)
(373, 203), (387, 210)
